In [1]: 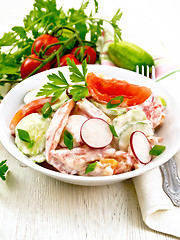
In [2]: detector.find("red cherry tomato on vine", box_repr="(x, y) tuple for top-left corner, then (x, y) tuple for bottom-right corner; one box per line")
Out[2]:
(55, 54), (81, 67)
(70, 46), (97, 64)
(31, 34), (60, 56)
(20, 54), (51, 79)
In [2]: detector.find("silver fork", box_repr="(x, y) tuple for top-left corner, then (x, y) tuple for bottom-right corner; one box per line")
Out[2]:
(136, 65), (180, 206)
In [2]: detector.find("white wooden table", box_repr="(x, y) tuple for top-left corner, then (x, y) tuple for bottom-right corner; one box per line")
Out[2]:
(0, 0), (180, 239)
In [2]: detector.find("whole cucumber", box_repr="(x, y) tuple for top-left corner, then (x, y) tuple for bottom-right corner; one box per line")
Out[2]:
(108, 41), (154, 73)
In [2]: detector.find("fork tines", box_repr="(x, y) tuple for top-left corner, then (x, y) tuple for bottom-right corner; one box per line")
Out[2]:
(136, 65), (155, 80)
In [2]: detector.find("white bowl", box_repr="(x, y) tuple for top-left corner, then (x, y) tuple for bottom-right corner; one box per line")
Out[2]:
(0, 65), (180, 186)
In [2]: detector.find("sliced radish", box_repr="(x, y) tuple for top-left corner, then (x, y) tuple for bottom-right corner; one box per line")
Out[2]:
(80, 118), (113, 149)
(130, 131), (152, 164)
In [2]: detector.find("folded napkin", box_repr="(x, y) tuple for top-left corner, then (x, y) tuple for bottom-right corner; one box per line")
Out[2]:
(99, 30), (180, 238)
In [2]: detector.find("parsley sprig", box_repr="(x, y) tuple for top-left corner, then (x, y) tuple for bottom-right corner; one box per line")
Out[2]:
(37, 58), (88, 102)
(0, 160), (9, 181)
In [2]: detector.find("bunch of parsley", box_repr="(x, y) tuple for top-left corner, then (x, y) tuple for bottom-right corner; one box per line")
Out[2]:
(0, 0), (122, 93)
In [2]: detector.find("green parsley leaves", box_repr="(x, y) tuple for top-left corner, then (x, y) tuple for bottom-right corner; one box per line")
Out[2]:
(67, 58), (87, 82)
(0, 160), (8, 181)
(37, 58), (89, 102)
(0, 0), (123, 87)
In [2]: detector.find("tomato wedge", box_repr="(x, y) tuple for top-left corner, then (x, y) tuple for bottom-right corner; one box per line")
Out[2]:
(86, 73), (152, 107)
(10, 97), (52, 134)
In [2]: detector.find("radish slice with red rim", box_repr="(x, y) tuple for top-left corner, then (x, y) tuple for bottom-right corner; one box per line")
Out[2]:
(130, 131), (152, 164)
(80, 118), (113, 149)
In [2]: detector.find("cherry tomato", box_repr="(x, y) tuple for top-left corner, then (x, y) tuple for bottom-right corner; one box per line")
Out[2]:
(86, 72), (152, 107)
(31, 34), (60, 56)
(20, 54), (51, 79)
(55, 54), (81, 67)
(70, 46), (97, 64)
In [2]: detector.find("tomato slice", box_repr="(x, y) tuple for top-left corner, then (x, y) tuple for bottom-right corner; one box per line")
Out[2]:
(86, 73), (152, 106)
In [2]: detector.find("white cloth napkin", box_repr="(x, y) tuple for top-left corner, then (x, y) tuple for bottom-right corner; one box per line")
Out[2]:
(133, 151), (180, 238)
(99, 30), (180, 238)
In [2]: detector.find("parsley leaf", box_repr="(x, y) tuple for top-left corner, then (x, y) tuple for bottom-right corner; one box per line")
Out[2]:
(69, 85), (89, 101)
(93, 0), (99, 13)
(12, 26), (27, 39)
(37, 58), (88, 102)
(0, 32), (17, 47)
(37, 69), (69, 102)
(67, 58), (87, 83)
(47, 71), (69, 86)
(37, 83), (66, 103)
(0, 160), (9, 181)
(111, 9), (123, 42)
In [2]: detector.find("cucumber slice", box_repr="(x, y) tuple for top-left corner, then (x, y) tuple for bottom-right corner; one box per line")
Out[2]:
(15, 113), (51, 155)
(90, 100), (127, 116)
(119, 120), (154, 151)
(30, 152), (46, 163)
(155, 96), (166, 108)
(113, 108), (147, 135)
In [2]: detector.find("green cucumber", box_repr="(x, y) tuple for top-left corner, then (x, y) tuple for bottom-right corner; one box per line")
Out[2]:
(119, 120), (154, 151)
(90, 100), (127, 117)
(15, 113), (51, 156)
(155, 96), (166, 108)
(108, 41), (154, 73)
(113, 108), (147, 135)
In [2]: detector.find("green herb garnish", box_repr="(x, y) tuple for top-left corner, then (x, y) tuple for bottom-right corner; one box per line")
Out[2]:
(37, 59), (89, 102)
(85, 161), (97, 174)
(109, 124), (118, 137)
(149, 145), (166, 156)
(17, 128), (34, 148)
(106, 96), (124, 109)
(42, 102), (52, 118)
(0, 0), (122, 87)
(64, 130), (73, 150)
(0, 160), (8, 181)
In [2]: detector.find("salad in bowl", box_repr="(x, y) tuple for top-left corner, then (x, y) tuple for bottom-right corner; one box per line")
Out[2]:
(8, 60), (166, 177)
